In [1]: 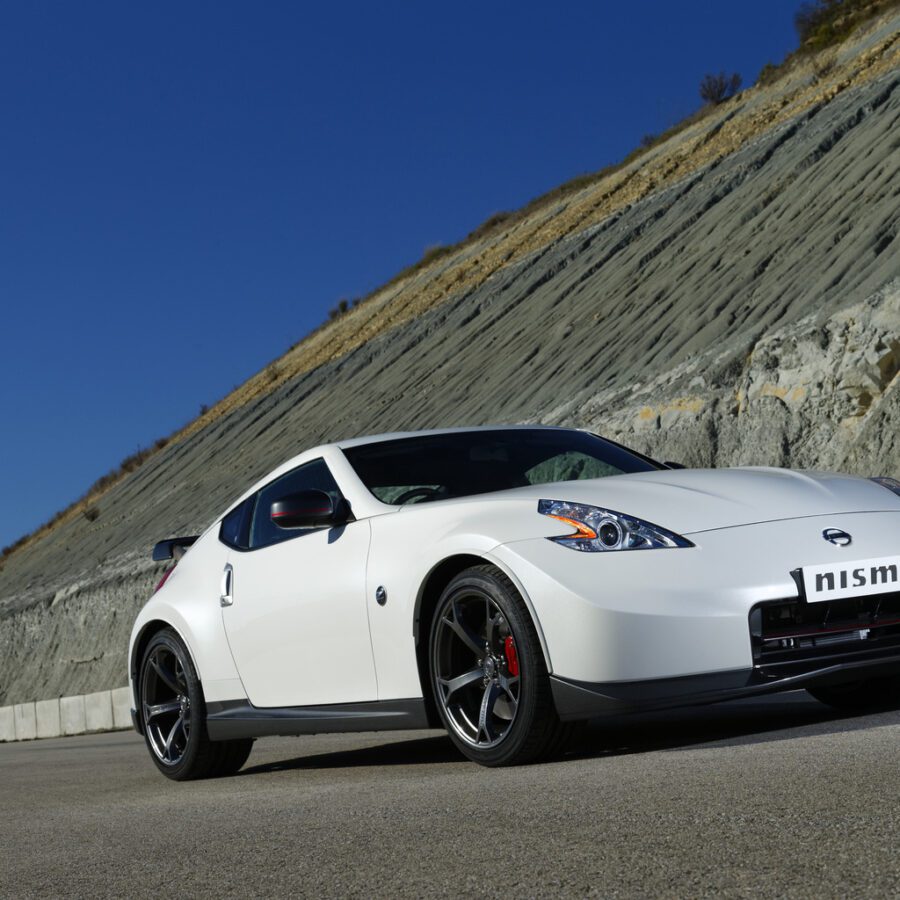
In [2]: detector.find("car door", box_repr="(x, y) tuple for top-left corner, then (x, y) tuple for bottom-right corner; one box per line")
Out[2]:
(220, 458), (377, 708)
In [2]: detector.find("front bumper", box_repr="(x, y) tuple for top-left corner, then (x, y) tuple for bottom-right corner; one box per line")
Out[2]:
(551, 652), (900, 719)
(495, 511), (900, 685)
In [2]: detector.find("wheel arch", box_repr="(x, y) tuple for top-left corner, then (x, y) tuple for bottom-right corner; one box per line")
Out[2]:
(412, 552), (552, 728)
(130, 618), (197, 734)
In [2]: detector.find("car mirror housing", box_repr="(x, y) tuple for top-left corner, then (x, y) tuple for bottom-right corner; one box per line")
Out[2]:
(270, 490), (347, 529)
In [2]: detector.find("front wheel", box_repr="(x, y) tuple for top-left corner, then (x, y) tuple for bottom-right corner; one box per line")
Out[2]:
(807, 676), (900, 712)
(429, 565), (572, 766)
(140, 628), (253, 780)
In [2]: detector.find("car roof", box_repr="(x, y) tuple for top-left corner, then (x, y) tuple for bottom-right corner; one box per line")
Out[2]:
(331, 424), (572, 451)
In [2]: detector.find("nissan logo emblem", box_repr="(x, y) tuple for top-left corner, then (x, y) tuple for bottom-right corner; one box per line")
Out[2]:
(823, 528), (852, 547)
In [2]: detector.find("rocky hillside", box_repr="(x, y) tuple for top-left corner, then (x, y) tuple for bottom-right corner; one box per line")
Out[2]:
(1, 12), (899, 706)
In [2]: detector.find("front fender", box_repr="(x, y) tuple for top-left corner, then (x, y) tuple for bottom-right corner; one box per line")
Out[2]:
(366, 503), (556, 700)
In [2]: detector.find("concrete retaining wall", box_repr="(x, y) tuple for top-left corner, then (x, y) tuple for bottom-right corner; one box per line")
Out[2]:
(0, 686), (132, 742)
(60, 695), (86, 736)
(35, 699), (61, 739)
(13, 703), (36, 741)
(0, 705), (14, 742)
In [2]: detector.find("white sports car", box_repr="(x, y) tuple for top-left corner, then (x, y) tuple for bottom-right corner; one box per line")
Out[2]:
(129, 426), (900, 779)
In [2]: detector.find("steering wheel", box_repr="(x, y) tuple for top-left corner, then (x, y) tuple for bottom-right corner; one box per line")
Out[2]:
(394, 486), (441, 505)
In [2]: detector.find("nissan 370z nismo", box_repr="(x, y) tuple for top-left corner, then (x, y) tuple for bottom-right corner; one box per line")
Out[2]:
(128, 426), (900, 779)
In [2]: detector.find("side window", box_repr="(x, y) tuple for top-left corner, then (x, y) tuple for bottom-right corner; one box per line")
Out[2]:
(219, 497), (253, 550)
(249, 458), (342, 550)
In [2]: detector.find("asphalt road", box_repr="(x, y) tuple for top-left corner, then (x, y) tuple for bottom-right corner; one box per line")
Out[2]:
(3, 693), (900, 899)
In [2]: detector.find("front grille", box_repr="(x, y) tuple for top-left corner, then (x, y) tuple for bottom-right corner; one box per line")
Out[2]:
(750, 590), (900, 676)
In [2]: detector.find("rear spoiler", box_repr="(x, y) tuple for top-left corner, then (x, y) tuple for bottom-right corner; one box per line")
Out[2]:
(152, 535), (199, 562)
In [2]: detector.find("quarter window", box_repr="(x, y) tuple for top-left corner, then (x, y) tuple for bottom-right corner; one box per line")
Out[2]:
(219, 497), (253, 550)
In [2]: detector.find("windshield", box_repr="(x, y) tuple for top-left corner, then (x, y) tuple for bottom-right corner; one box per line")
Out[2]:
(342, 429), (660, 505)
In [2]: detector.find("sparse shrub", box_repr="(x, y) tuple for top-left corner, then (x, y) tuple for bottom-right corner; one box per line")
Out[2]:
(640, 134), (657, 148)
(795, 0), (900, 52)
(814, 58), (835, 81)
(338, 298), (349, 314)
(757, 62), (781, 85)
(83, 507), (100, 523)
(199, 404), (209, 416)
(699, 71), (743, 105)
(794, 1), (847, 47)
(466, 211), (513, 241)
(794, 1), (828, 42)
(420, 244), (451, 266)
(756, 1), (899, 87)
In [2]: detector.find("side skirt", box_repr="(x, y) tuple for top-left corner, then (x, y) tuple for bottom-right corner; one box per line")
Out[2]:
(205, 698), (430, 741)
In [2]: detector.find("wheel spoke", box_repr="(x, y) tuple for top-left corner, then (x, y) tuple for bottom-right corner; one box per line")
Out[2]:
(485, 609), (501, 649)
(444, 600), (484, 656)
(499, 673), (519, 699)
(150, 655), (181, 694)
(478, 682), (502, 743)
(163, 715), (184, 760)
(144, 700), (181, 721)
(174, 659), (187, 693)
(438, 667), (483, 700)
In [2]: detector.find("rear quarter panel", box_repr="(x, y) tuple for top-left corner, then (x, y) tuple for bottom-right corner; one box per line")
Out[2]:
(129, 529), (244, 706)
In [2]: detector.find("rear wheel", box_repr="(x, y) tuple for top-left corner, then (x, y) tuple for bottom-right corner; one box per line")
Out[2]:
(429, 565), (572, 766)
(140, 628), (253, 780)
(807, 676), (900, 712)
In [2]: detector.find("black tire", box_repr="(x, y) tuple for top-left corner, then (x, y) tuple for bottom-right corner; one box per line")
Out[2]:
(139, 628), (253, 780)
(429, 564), (572, 766)
(807, 676), (900, 712)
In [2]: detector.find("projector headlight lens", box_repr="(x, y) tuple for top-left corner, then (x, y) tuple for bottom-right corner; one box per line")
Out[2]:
(538, 499), (694, 552)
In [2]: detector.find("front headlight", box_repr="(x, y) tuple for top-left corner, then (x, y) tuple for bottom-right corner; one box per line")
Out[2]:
(537, 499), (694, 551)
(870, 476), (900, 498)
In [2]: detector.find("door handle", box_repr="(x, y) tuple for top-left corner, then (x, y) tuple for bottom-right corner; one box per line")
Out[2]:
(220, 564), (234, 607)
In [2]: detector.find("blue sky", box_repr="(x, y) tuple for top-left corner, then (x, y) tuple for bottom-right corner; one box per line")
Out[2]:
(0, 1), (800, 550)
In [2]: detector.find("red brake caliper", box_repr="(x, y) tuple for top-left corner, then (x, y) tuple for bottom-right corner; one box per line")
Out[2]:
(503, 636), (519, 676)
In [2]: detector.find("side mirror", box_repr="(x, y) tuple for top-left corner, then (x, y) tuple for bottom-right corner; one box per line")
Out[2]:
(270, 490), (347, 529)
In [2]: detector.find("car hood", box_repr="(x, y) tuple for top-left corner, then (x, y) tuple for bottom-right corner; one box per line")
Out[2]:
(404, 467), (900, 536)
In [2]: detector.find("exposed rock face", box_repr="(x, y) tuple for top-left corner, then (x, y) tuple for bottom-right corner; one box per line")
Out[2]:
(565, 282), (900, 473)
(1, 28), (898, 705)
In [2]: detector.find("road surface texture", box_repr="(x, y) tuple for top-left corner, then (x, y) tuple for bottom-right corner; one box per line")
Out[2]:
(3, 693), (900, 898)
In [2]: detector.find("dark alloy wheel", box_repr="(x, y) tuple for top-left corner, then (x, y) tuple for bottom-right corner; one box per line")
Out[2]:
(139, 628), (252, 780)
(430, 565), (572, 766)
(143, 640), (191, 766)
